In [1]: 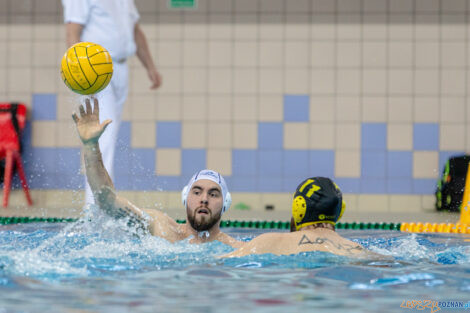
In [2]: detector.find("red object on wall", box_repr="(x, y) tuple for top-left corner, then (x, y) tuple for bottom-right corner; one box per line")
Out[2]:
(0, 103), (33, 207)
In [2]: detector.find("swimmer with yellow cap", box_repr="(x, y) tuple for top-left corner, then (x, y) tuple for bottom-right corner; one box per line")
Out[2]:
(223, 177), (378, 258)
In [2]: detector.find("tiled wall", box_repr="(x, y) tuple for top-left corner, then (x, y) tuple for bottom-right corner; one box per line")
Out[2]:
(1, 0), (470, 211)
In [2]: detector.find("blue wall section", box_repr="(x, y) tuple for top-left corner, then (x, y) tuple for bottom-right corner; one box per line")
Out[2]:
(32, 94), (57, 121)
(413, 123), (439, 151)
(157, 122), (181, 148)
(283, 95), (309, 122)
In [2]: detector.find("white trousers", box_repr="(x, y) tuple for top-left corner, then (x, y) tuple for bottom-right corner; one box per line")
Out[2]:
(85, 61), (129, 204)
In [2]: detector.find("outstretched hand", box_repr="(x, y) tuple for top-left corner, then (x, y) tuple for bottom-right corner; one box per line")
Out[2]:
(72, 98), (112, 145)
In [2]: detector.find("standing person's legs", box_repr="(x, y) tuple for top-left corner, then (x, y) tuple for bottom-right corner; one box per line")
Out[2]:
(84, 62), (129, 204)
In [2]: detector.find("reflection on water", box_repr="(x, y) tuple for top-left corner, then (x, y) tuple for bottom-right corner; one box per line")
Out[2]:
(0, 210), (469, 313)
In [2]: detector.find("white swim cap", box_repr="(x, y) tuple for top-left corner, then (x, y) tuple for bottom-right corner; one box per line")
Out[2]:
(181, 169), (232, 214)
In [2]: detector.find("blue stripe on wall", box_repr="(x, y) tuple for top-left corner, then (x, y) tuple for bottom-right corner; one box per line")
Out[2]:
(413, 123), (439, 151)
(284, 95), (309, 122)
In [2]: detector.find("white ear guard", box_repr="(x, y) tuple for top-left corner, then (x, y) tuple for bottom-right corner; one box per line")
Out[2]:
(181, 186), (232, 214)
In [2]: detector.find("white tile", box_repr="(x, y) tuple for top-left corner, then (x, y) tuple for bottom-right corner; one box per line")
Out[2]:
(285, 15), (309, 40)
(234, 14), (258, 40)
(8, 68), (31, 93)
(183, 69), (207, 93)
(362, 69), (386, 95)
(156, 95), (181, 121)
(441, 69), (465, 95)
(234, 41), (257, 67)
(0, 25), (7, 40)
(388, 69), (413, 95)
(310, 123), (334, 149)
(286, 0), (310, 13)
(209, 16), (233, 40)
(362, 42), (387, 68)
(156, 149), (181, 176)
(208, 41), (232, 67)
(441, 42), (465, 67)
(260, 0), (283, 13)
(183, 41), (207, 67)
(8, 25), (32, 41)
(182, 95), (207, 121)
(337, 0), (361, 13)
(57, 121), (81, 147)
(388, 41), (413, 67)
(285, 69), (309, 94)
(390, 195), (422, 212)
(208, 123), (232, 148)
(415, 0), (439, 13)
(441, 15), (466, 40)
(388, 97), (413, 122)
(413, 151), (439, 179)
(337, 42), (361, 67)
(414, 15), (439, 41)
(158, 19), (183, 40)
(0, 43), (5, 67)
(341, 194), (358, 213)
(440, 97), (465, 123)
(233, 96), (257, 121)
(32, 40), (58, 67)
(259, 41), (283, 67)
(310, 96), (335, 122)
(259, 15), (284, 40)
(311, 41), (335, 68)
(312, 0), (335, 12)
(387, 124), (413, 150)
(362, 97), (387, 122)
(336, 124), (360, 149)
(311, 15), (335, 40)
(32, 121), (56, 147)
(8, 41), (31, 67)
(362, 15), (387, 39)
(388, 15), (413, 40)
(335, 150), (360, 177)
(414, 97), (439, 123)
(132, 122), (156, 148)
(357, 195), (389, 212)
(183, 17), (208, 40)
(157, 68), (182, 94)
(442, 0), (466, 13)
(284, 123), (309, 149)
(259, 69), (282, 94)
(311, 70), (334, 94)
(207, 149), (232, 175)
(285, 42), (309, 67)
(336, 15), (361, 40)
(0, 69), (6, 94)
(208, 68), (232, 94)
(260, 193), (292, 212)
(259, 94), (283, 121)
(208, 95), (232, 121)
(182, 122), (207, 148)
(415, 42), (439, 68)
(233, 122), (258, 149)
(130, 94), (156, 122)
(234, 69), (257, 94)
(363, 0), (387, 12)
(336, 97), (360, 122)
(209, 0), (232, 13)
(234, 0), (257, 12)
(158, 41), (183, 67)
(130, 67), (151, 94)
(414, 69), (439, 96)
(440, 124), (466, 150)
(336, 69), (360, 95)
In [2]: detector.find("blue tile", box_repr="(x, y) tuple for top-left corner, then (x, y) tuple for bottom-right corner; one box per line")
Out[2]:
(32, 94), (57, 121)
(361, 178), (386, 193)
(28, 148), (57, 174)
(55, 174), (84, 190)
(116, 121), (131, 148)
(131, 148), (156, 176)
(182, 149), (206, 175)
(413, 123), (439, 151)
(362, 123), (387, 150)
(438, 151), (466, 176)
(361, 151), (386, 178)
(114, 144), (131, 176)
(157, 122), (181, 148)
(258, 122), (283, 149)
(387, 151), (412, 178)
(387, 178), (412, 194)
(310, 150), (335, 177)
(56, 148), (81, 175)
(259, 150), (283, 175)
(258, 176), (283, 192)
(284, 150), (309, 177)
(283, 177), (306, 192)
(155, 176), (181, 191)
(131, 174), (159, 191)
(230, 176), (257, 192)
(232, 149), (257, 176)
(413, 178), (437, 194)
(284, 95), (309, 122)
(331, 178), (360, 193)
(115, 174), (133, 190)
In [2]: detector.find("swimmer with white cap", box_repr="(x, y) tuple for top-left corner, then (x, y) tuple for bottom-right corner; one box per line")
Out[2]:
(72, 98), (242, 247)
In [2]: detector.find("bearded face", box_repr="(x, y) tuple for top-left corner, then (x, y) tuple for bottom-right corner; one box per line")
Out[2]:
(185, 179), (224, 232)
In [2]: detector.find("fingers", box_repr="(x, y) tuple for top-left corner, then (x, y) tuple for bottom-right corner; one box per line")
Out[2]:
(93, 97), (99, 116)
(85, 98), (92, 114)
(72, 113), (79, 124)
(79, 104), (86, 117)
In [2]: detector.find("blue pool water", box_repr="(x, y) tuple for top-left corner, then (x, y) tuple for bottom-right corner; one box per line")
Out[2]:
(0, 213), (469, 313)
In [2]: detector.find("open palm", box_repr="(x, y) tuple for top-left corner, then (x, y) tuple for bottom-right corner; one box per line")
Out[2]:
(72, 98), (111, 145)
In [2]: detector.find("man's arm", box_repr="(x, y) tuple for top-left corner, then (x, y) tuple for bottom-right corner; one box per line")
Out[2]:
(65, 22), (83, 47)
(134, 23), (162, 89)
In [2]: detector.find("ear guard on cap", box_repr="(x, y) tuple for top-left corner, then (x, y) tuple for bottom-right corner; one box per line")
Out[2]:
(181, 186), (232, 214)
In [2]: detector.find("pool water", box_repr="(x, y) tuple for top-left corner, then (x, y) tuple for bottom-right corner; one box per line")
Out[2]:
(0, 213), (469, 313)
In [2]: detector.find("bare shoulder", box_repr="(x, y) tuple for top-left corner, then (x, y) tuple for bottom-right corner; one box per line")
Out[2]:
(216, 232), (244, 248)
(142, 208), (181, 240)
